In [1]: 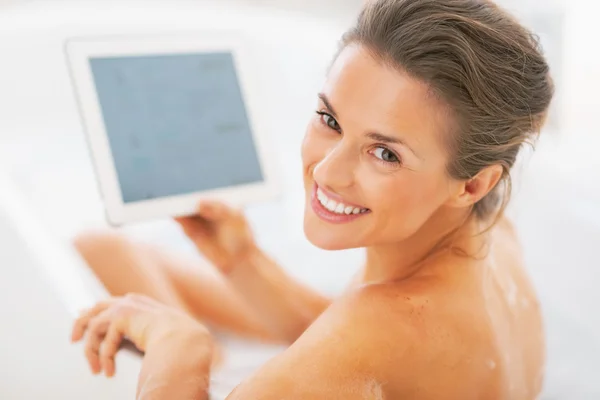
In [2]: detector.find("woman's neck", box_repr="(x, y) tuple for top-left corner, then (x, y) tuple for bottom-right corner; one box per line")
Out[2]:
(362, 208), (484, 284)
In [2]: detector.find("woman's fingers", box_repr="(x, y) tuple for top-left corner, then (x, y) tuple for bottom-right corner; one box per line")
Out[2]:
(73, 295), (209, 379)
(71, 300), (112, 342)
(174, 216), (211, 240)
(99, 322), (123, 377)
(73, 299), (125, 377)
(84, 307), (127, 377)
(196, 200), (232, 221)
(84, 313), (110, 375)
(188, 200), (241, 222)
(175, 200), (231, 223)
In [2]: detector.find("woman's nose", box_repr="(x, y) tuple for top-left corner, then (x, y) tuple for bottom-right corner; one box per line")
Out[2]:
(313, 142), (355, 189)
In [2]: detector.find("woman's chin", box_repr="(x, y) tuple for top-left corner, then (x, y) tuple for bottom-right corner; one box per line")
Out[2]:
(303, 220), (357, 251)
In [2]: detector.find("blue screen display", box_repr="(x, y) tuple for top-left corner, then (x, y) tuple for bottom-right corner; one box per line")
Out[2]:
(89, 52), (263, 203)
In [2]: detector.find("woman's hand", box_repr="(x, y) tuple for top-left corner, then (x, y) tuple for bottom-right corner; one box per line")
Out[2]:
(175, 200), (257, 274)
(71, 294), (212, 377)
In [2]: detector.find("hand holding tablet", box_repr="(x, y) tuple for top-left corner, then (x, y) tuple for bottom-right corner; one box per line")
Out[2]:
(66, 33), (278, 225)
(175, 200), (256, 275)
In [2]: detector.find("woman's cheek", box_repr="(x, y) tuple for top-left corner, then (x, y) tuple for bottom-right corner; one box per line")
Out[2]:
(366, 171), (422, 218)
(395, 174), (446, 227)
(356, 166), (396, 208)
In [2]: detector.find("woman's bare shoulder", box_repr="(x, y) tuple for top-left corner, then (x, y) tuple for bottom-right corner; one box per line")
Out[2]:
(344, 279), (474, 345)
(226, 284), (443, 399)
(227, 280), (492, 399)
(317, 282), (487, 394)
(350, 279), (499, 393)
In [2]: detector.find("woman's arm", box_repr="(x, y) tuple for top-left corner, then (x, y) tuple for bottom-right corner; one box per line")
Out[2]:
(130, 293), (387, 400)
(223, 288), (400, 399)
(133, 290), (390, 400)
(71, 294), (215, 398)
(226, 245), (332, 343)
(176, 201), (332, 343)
(137, 334), (212, 400)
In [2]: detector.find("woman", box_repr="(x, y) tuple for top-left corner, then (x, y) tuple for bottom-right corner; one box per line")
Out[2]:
(71, 0), (554, 398)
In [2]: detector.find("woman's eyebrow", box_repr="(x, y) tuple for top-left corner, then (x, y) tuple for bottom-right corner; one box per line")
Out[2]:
(318, 93), (338, 118)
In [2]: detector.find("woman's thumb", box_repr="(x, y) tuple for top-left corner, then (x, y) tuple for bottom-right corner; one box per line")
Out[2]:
(195, 201), (232, 221)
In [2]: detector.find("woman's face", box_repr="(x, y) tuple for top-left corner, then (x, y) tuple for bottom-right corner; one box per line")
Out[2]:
(302, 44), (457, 250)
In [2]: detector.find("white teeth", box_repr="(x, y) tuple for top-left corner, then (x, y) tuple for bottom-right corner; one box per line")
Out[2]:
(316, 187), (367, 215)
(317, 189), (326, 202)
(326, 199), (337, 211)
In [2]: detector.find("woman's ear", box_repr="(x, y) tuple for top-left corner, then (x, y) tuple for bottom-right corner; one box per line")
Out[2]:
(448, 165), (504, 209)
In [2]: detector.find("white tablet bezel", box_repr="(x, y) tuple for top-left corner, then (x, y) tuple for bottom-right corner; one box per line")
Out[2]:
(65, 33), (278, 225)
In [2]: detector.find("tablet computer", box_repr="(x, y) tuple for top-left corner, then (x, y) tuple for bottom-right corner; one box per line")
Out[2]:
(65, 33), (278, 225)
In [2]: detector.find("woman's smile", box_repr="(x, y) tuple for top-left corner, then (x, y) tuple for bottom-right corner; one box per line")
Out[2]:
(310, 183), (370, 224)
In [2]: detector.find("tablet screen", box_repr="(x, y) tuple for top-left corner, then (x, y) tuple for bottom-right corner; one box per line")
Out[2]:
(89, 52), (264, 203)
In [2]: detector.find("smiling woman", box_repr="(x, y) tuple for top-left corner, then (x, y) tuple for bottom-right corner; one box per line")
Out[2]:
(73, 0), (553, 399)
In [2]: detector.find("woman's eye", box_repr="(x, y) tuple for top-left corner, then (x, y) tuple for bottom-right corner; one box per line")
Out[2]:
(316, 111), (341, 132)
(372, 147), (400, 163)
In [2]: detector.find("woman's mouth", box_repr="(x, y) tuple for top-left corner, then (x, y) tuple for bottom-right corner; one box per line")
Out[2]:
(311, 184), (370, 224)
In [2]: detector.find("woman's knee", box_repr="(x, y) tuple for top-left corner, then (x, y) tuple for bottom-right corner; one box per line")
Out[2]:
(72, 230), (182, 304)
(73, 231), (131, 265)
(72, 230), (145, 287)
